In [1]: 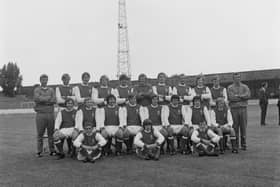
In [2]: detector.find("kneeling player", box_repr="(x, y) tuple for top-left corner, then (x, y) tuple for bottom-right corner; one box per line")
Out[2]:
(53, 98), (77, 159)
(96, 94), (126, 156)
(73, 123), (106, 163)
(210, 98), (238, 153)
(134, 119), (165, 160)
(122, 94), (143, 154)
(191, 122), (220, 156)
(162, 95), (192, 155)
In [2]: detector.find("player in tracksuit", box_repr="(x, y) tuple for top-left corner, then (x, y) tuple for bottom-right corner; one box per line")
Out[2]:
(96, 94), (126, 156)
(210, 98), (238, 153)
(113, 74), (133, 106)
(193, 75), (212, 110)
(140, 94), (168, 153)
(134, 119), (165, 160)
(191, 122), (220, 156)
(73, 72), (92, 108)
(55, 73), (76, 110)
(133, 73), (153, 107)
(73, 123), (106, 163)
(53, 98), (77, 159)
(172, 76), (195, 112)
(162, 95), (192, 155)
(152, 72), (172, 106)
(121, 94), (144, 154)
(92, 75), (114, 107)
(210, 75), (228, 106)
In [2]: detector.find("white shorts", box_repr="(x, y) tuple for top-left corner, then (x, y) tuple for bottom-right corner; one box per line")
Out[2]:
(127, 126), (142, 136)
(170, 125), (184, 134)
(104, 126), (120, 137)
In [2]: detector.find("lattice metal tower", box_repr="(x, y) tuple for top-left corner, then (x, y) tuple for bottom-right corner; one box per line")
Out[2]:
(117, 0), (131, 78)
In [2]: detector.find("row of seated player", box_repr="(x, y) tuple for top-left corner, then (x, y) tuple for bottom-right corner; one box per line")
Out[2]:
(53, 94), (239, 163)
(56, 72), (226, 109)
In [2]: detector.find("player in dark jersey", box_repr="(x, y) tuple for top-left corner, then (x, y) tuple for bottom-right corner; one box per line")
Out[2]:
(133, 74), (153, 107)
(191, 122), (220, 156)
(162, 95), (192, 155)
(53, 98), (77, 159)
(152, 72), (172, 106)
(92, 75), (114, 107)
(73, 123), (106, 163)
(55, 74), (76, 110)
(121, 94), (144, 154)
(193, 74), (212, 109)
(210, 98), (238, 153)
(96, 94), (126, 156)
(114, 74), (133, 106)
(73, 72), (92, 108)
(210, 75), (228, 107)
(134, 119), (164, 160)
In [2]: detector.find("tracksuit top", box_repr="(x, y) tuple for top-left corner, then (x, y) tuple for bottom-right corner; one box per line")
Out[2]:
(60, 109), (77, 129)
(214, 107), (228, 126)
(78, 84), (92, 98)
(126, 104), (141, 126)
(211, 87), (224, 100)
(58, 86), (73, 107)
(141, 130), (157, 145)
(176, 85), (191, 105)
(80, 106), (96, 128)
(168, 104), (183, 125)
(104, 106), (119, 126)
(83, 132), (98, 146)
(191, 106), (206, 125)
(148, 105), (162, 126)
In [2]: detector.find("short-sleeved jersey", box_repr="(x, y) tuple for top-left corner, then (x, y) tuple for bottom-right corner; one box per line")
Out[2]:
(61, 109), (77, 129)
(104, 106), (119, 126)
(168, 104), (183, 125)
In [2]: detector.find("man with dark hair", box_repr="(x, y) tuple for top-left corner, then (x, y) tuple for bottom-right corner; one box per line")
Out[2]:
(227, 72), (250, 150)
(113, 74), (133, 106)
(73, 72), (92, 108)
(53, 98), (77, 159)
(33, 74), (56, 157)
(134, 119), (165, 160)
(258, 82), (269, 126)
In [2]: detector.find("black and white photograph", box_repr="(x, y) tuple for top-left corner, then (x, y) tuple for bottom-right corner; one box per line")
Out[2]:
(0, 0), (279, 186)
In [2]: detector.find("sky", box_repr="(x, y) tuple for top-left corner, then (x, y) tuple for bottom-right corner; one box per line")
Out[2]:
(1, 0), (279, 86)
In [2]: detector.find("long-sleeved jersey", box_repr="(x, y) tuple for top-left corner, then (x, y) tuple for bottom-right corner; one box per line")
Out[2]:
(209, 107), (233, 128)
(112, 85), (133, 105)
(122, 103), (142, 126)
(152, 84), (173, 105)
(162, 104), (188, 126)
(191, 127), (220, 143)
(73, 84), (92, 104)
(73, 131), (106, 148)
(134, 129), (164, 148)
(210, 86), (228, 105)
(55, 109), (77, 129)
(194, 86), (212, 108)
(185, 106), (211, 127)
(92, 86), (113, 105)
(75, 106), (97, 131)
(172, 84), (195, 105)
(55, 85), (76, 107)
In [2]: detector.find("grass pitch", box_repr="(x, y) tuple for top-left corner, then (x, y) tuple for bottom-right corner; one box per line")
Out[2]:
(0, 105), (280, 187)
